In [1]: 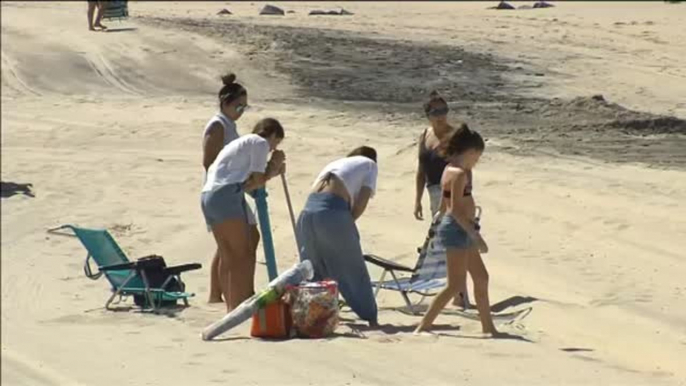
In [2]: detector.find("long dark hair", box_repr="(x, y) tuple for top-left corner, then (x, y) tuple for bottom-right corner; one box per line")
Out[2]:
(439, 123), (484, 157)
(252, 118), (285, 139)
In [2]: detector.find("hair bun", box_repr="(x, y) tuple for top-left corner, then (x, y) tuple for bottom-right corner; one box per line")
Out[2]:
(221, 73), (236, 86)
(429, 90), (441, 98)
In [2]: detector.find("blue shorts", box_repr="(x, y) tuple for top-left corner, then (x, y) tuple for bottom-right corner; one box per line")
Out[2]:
(436, 214), (473, 249)
(201, 183), (248, 227)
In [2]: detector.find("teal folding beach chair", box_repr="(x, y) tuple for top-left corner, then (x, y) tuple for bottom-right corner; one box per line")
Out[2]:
(364, 208), (481, 314)
(101, 0), (129, 22)
(48, 225), (201, 311)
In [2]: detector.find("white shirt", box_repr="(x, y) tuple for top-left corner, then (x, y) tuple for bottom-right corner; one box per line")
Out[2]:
(202, 112), (239, 146)
(202, 112), (239, 186)
(203, 134), (270, 192)
(313, 156), (377, 205)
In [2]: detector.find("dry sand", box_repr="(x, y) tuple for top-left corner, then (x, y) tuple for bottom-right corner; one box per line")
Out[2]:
(2, 1), (685, 385)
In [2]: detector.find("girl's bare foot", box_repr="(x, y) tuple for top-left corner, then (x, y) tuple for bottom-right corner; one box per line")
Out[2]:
(413, 326), (435, 336)
(208, 296), (223, 304)
(94, 23), (107, 31)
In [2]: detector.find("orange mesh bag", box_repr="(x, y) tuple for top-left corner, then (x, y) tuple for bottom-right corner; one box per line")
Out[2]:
(250, 299), (292, 339)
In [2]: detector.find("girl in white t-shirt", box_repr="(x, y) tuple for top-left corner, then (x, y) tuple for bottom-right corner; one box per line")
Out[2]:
(296, 146), (379, 326)
(202, 118), (286, 312)
(201, 73), (261, 304)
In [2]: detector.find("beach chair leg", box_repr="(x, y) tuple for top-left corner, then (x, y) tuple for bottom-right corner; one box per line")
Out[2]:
(140, 270), (157, 312)
(403, 291), (417, 315)
(388, 271), (416, 314)
(373, 270), (388, 297)
(106, 271), (137, 310)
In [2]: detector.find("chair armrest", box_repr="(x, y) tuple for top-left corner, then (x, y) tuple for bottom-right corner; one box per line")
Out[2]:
(363, 254), (414, 273)
(100, 261), (137, 271)
(164, 263), (202, 275)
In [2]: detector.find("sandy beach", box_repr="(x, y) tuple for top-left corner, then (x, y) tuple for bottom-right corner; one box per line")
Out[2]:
(2, 1), (686, 385)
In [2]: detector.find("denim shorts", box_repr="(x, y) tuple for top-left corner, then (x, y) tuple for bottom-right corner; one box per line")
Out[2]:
(436, 214), (473, 249)
(201, 183), (248, 227)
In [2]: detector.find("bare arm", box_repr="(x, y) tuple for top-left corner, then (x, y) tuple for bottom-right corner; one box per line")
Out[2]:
(243, 162), (282, 192)
(449, 170), (480, 240)
(414, 132), (427, 220)
(202, 122), (224, 170)
(352, 187), (373, 221)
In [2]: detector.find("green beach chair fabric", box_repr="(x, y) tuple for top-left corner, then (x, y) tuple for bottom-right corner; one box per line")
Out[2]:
(49, 225), (200, 311)
(101, 0), (129, 21)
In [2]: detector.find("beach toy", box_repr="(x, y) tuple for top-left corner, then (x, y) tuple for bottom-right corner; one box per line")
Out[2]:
(286, 280), (339, 338)
(202, 260), (314, 341)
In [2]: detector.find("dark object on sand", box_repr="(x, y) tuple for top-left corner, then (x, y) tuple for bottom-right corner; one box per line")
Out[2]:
(1, 182), (34, 198)
(217, 8), (232, 16)
(491, 1), (516, 10)
(309, 8), (354, 16)
(101, 0), (129, 21)
(533, 1), (555, 8)
(260, 5), (285, 16)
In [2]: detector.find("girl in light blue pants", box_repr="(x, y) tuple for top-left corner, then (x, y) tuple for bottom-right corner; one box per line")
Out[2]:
(296, 146), (380, 326)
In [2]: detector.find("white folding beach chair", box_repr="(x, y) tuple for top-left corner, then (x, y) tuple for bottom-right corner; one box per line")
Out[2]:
(364, 208), (481, 314)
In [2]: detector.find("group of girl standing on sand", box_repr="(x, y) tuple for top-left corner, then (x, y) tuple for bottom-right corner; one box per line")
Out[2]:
(200, 73), (498, 336)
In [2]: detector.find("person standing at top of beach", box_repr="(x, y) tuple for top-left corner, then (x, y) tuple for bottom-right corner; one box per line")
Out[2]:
(202, 73), (260, 304)
(414, 125), (499, 336)
(87, 1), (107, 31)
(201, 118), (286, 312)
(296, 146), (379, 326)
(413, 90), (469, 308)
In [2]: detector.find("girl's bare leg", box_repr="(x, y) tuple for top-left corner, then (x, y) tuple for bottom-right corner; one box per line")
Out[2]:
(247, 225), (260, 297)
(415, 248), (468, 333)
(213, 218), (253, 311)
(211, 227), (233, 312)
(94, 2), (107, 30)
(468, 248), (498, 334)
(208, 248), (223, 303)
(87, 2), (96, 30)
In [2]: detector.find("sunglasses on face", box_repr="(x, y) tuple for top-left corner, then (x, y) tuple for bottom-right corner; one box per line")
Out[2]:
(235, 104), (250, 113)
(428, 106), (449, 117)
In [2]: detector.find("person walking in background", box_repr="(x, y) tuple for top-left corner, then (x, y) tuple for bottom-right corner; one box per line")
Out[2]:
(414, 91), (470, 308)
(87, 1), (107, 31)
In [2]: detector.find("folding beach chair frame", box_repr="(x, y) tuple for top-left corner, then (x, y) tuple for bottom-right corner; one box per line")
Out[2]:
(364, 207), (482, 315)
(100, 0), (130, 22)
(364, 253), (441, 315)
(48, 225), (200, 312)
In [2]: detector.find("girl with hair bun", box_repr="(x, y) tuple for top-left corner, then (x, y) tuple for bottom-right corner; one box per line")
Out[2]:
(202, 72), (260, 305)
